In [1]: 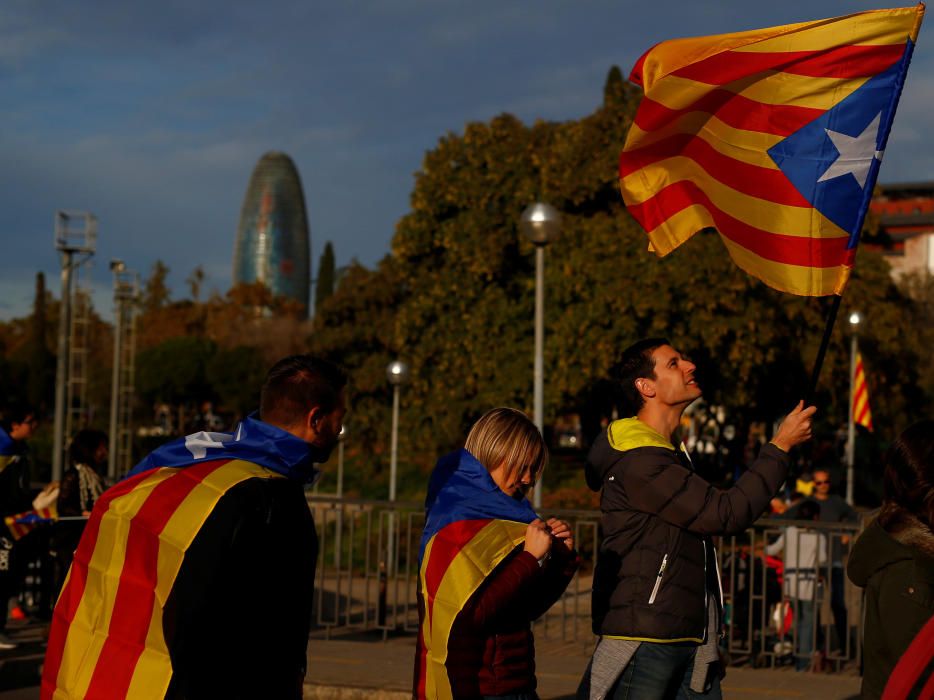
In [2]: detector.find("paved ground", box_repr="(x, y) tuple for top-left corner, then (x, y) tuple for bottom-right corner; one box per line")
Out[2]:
(0, 622), (861, 699)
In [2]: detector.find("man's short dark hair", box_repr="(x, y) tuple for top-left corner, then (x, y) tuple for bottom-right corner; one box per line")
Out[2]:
(69, 429), (108, 467)
(0, 403), (35, 434)
(260, 356), (348, 428)
(798, 499), (821, 521)
(612, 338), (670, 416)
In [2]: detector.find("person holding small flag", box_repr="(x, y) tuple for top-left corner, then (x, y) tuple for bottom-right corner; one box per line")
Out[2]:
(414, 407), (579, 700)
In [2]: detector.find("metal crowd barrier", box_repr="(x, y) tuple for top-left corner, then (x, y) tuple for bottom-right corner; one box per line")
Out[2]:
(308, 496), (864, 671)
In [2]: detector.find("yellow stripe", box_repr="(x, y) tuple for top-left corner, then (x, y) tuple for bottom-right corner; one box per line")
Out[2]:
(625, 115), (786, 169)
(0, 455), (14, 474)
(642, 72), (868, 114)
(422, 520), (527, 700)
(125, 460), (279, 697)
(638, 6), (922, 90)
(621, 158), (849, 241)
(719, 236), (848, 296)
(54, 468), (176, 700)
(734, 7), (923, 52)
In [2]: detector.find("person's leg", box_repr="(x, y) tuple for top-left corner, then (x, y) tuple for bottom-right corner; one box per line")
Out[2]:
(795, 601), (814, 671)
(609, 643), (693, 700)
(830, 567), (848, 651)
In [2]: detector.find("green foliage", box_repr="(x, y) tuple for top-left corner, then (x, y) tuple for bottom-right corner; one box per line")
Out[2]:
(206, 345), (267, 417)
(309, 73), (931, 500)
(315, 242), (336, 315)
(136, 336), (217, 406)
(143, 260), (171, 312)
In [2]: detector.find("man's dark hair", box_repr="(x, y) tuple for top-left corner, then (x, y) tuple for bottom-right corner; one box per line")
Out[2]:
(259, 355), (348, 428)
(69, 429), (108, 468)
(0, 403), (35, 434)
(612, 338), (670, 416)
(798, 499), (821, 521)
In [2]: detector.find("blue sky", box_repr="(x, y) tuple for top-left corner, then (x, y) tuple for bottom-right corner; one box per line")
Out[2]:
(1, 0), (930, 319)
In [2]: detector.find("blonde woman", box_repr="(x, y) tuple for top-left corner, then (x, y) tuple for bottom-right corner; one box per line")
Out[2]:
(415, 408), (579, 700)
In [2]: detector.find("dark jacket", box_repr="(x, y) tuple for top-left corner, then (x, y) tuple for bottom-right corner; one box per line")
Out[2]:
(587, 418), (789, 642)
(847, 514), (934, 700)
(164, 476), (318, 699)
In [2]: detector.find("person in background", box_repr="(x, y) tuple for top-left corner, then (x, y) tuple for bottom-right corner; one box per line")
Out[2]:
(848, 419), (934, 700)
(787, 467), (857, 651)
(50, 429), (108, 598)
(414, 408), (579, 700)
(766, 500), (826, 671)
(0, 405), (39, 650)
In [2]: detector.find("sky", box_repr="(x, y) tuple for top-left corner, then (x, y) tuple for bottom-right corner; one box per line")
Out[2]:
(1, 0), (931, 320)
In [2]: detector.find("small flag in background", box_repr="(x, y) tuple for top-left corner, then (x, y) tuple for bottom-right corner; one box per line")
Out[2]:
(4, 506), (57, 541)
(619, 5), (924, 296)
(853, 350), (874, 431)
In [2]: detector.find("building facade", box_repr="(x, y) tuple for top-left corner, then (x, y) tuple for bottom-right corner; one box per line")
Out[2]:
(232, 152), (311, 315)
(868, 182), (934, 277)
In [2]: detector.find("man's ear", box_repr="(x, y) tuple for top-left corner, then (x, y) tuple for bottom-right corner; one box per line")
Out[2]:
(636, 378), (656, 399)
(305, 406), (324, 435)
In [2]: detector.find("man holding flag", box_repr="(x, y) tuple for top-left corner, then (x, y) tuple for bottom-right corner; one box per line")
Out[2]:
(42, 355), (348, 700)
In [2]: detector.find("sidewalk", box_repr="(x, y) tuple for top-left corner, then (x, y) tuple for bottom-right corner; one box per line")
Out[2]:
(305, 630), (862, 700)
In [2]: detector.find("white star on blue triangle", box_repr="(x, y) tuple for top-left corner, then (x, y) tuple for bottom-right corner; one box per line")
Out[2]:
(768, 50), (907, 246)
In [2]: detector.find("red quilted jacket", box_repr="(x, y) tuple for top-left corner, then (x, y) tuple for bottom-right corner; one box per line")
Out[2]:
(415, 545), (579, 698)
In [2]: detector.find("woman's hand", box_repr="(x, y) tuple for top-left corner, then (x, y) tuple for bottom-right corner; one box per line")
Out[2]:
(523, 519), (552, 561)
(546, 517), (575, 553)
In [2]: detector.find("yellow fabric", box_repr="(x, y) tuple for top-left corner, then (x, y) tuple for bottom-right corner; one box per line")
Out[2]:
(53, 460), (280, 700)
(420, 519), (528, 700)
(608, 417), (675, 452)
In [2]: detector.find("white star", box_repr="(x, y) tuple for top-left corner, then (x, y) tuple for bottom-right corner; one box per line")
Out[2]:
(817, 112), (885, 190)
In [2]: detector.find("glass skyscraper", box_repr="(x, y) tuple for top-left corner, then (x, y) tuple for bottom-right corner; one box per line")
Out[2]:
(232, 151), (311, 315)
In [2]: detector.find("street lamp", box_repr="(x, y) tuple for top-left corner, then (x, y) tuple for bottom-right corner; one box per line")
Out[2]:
(386, 360), (409, 579)
(520, 203), (561, 509)
(846, 311), (862, 505)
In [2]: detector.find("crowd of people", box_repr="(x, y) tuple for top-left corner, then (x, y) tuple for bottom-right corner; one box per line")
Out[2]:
(0, 339), (931, 699)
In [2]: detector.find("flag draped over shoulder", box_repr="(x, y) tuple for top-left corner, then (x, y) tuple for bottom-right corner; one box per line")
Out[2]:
(416, 449), (538, 700)
(619, 5), (925, 296)
(0, 427), (19, 474)
(853, 349), (874, 431)
(41, 416), (315, 700)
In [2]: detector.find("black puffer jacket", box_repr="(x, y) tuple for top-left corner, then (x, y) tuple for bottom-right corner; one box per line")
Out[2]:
(587, 418), (788, 642)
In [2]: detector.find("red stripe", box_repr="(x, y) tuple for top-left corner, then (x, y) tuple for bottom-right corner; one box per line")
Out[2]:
(627, 180), (849, 267)
(635, 90), (823, 137)
(882, 614), (934, 699)
(620, 132), (809, 206)
(83, 460), (231, 699)
(854, 382), (867, 404)
(41, 470), (157, 700)
(672, 44), (905, 85)
(422, 520), (491, 625)
(856, 405), (871, 425)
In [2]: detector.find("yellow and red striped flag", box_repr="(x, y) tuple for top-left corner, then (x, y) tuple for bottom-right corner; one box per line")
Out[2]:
(620, 6), (924, 296)
(853, 350), (873, 431)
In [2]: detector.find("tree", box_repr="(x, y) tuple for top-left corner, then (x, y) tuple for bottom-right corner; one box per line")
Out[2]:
(314, 242), (336, 315)
(186, 265), (206, 302)
(143, 260), (171, 312)
(206, 345), (267, 417)
(136, 337), (217, 433)
(24, 272), (55, 411)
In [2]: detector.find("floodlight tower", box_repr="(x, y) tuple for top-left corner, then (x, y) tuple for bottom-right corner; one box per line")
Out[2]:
(108, 260), (141, 480)
(53, 211), (97, 481)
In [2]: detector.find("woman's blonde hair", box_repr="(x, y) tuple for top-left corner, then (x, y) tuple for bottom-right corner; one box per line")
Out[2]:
(465, 407), (548, 485)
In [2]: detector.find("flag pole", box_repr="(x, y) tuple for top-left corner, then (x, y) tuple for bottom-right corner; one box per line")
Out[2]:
(805, 294), (842, 404)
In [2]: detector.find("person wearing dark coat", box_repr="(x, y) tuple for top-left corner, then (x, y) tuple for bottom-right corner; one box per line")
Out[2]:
(578, 338), (816, 700)
(848, 419), (934, 700)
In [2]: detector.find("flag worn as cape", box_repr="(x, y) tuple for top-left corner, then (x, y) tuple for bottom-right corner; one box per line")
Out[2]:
(619, 5), (925, 296)
(41, 417), (315, 700)
(416, 449), (538, 700)
(853, 349), (874, 431)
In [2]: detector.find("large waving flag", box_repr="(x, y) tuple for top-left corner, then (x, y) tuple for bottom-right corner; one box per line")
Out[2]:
(415, 449), (538, 700)
(620, 6), (925, 296)
(853, 349), (874, 431)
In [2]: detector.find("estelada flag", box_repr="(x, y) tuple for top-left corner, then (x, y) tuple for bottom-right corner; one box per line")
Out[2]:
(853, 349), (874, 431)
(0, 426), (20, 474)
(4, 505), (56, 540)
(415, 449), (538, 700)
(42, 416), (319, 700)
(620, 5), (925, 296)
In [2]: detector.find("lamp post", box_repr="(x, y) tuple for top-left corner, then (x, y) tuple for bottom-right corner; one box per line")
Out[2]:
(520, 203), (561, 510)
(335, 424), (346, 572)
(386, 360), (409, 576)
(846, 311), (861, 505)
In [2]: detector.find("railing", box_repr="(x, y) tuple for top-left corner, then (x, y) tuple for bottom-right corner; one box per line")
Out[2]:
(308, 496), (864, 671)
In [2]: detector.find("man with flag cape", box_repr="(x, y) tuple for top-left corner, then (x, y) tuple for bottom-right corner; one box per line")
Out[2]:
(415, 407), (578, 700)
(42, 355), (348, 700)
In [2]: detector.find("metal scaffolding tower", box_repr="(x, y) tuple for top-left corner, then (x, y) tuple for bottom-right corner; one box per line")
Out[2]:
(108, 260), (140, 480)
(64, 264), (93, 442)
(52, 211), (97, 482)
